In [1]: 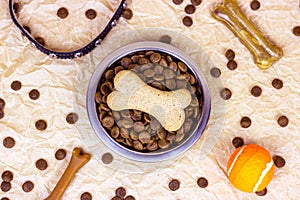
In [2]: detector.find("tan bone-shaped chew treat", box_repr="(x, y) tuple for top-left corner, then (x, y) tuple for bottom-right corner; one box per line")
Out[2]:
(45, 147), (91, 200)
(212, 0), (283, 70)
(107, 70), (192, 132)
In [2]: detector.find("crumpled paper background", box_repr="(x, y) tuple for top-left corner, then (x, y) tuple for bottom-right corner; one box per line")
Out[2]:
(0, 0), (300, 199)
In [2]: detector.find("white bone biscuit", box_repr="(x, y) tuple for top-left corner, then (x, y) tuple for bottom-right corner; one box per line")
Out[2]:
(107, 70), (192, 131)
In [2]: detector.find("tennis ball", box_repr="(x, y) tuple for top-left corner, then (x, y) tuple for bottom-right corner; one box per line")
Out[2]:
(226, 144), (275, 193)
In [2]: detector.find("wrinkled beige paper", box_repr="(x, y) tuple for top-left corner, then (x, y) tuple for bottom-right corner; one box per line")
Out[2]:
(1, 0), (300, 199)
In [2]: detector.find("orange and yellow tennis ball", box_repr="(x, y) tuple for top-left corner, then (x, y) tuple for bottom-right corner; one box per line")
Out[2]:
(226, 144), (275, 193)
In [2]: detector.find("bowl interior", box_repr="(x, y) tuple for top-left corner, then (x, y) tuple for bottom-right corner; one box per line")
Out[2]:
(87, 41), (211, 162)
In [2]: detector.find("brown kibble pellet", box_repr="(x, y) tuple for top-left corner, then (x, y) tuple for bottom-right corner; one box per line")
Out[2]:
(23, 26), (31, 34)
(85, 9), (97, 20)
(57, 7), (69, 19)
(255, 188), (267, 196)
(55, 149), (67, 160)
(111, 197), (122, 200)
(225, 49), (235, 61)
(293, 26), (300, 36)
(11, 80), (21, 91)
(210, 67), (221, 78)
(115, 187), (126, 198)
(125, 196), (136, 200)
(197, 177), (208, 188)
(220, 88), (232, 100)
(22, 181), (34, 192)
(169, 179), (180, 191)
(102, 116), (115, 128)
(273, 155), (286, 168)
(251, 86), (262, 97)
(185, 5), (196, 14)
(0, 110), (4, 119)
(29, 89), (40, 100)
(66, 112), (78, 124)
(250, 0), (261, 11)
(178, 62), (187, 72)
(150, 53), (161, 63)
(240, 117), (251, 128)
(1, 197), (9, 200)
(120, 57), (133, 68)
(227, 60), (237, 70)
(277, 115), (289, 127)
(183, 16), (193, 27)
(191, 0), (202, 6)
(232, 137), (244, 148)
(35, 120), (47, 131)
(13, 2), (19, 13)
(0, 98), (5, 109)
(172, 0), (183, 5)
(272, 78), (283, 89)
(35, 159), (48, 170)
(1, 171), (13, 182)
(102, 152), (113, 164)
(160, 35), (172, 44)
(122, 8), (133, 20)
(3, 137), (15, 149)
(81, 192), (92, 200)
(35, 37), (45, 46)
(1, 182), (11, 192)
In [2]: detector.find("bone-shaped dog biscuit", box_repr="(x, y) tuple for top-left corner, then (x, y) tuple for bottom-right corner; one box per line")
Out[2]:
(107, 70), (192, 132)
(213, 0), (283, 70)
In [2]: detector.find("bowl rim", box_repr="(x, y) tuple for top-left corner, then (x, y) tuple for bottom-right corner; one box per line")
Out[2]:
(86, 41), (211, 162)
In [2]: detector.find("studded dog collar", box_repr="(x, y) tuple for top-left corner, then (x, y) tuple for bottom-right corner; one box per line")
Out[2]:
(9, 0), (126, 59)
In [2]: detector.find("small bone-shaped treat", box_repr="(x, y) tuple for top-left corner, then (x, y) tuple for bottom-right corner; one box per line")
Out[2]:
(213, 0), (283, 70)
(45, 147), (91, 200)
(107, 70), (192, 132)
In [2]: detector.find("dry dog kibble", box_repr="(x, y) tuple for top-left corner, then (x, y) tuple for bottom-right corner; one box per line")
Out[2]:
(197, 177), (208, 188)
(22, 181), (34, 192)
(57, 7), (69, 19)
(293, 26), (300, 36)
(1, 171), (13, 182)
(273, 155), (286, 168)
(35, 120), (47, 131)
(11, 80), (21, 91)
(210, 67), (221, 78)
(81, 192), (92, 200)
(55, 149), (67, 160)
(102, 152), (113, 164)
(220, 88), (232, 100)
(225, 49), (235, 61)
(111, 197), (122, 200)
(122, 8), (133, 20)
(191, 0), (202, 6)
(35, 37), (45, 46)
(85, 9), (97, 20)
(169, 179), (180, 191)
(160, 35), (172, 44)
(1, 182), (11, 192)
(240, 117), (251, 128)
(250, 0), (261, 11)
(277, 115), (289, 127)
(183, 16), (193, 27)
(29, 89), (40, 100)
(251, 86), (262, 97)
(172, 0), (183, 5)
(227, 60), (237, 70)
(272, 78), (283, 89)
(255, 188), (267, 196)
(3, 137), (15, 149)
(66, 112), (78, 124)
(115, 187), (126, 198)
(125, 196), (136, 200)
(185, 5), (196, 14)
(232, 137), (244, 148)
(0, 98), (5, 110)
(36, 159), (48, 170)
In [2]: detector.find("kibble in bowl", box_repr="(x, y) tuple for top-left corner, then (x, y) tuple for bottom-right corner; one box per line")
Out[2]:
(87, 41), (210, 162)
